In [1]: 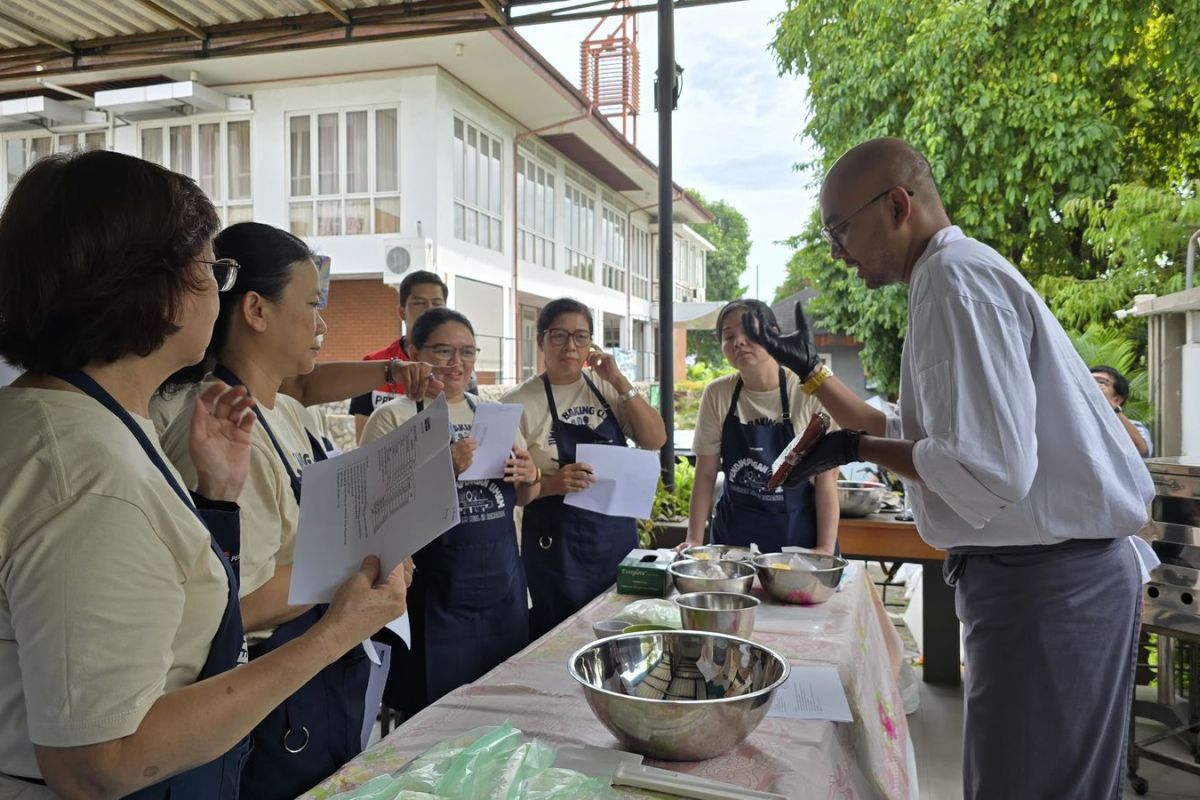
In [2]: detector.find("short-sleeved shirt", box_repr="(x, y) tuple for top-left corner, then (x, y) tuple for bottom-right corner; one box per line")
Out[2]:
(149, 388), (191, 437)
(348, 339), (409, 418)
(692, 371), (834, 458)
(162, 380), (316, 636)
(501, 372), (633, 477)
(0, 387), (229, 785)
(361, 393), (526, 451)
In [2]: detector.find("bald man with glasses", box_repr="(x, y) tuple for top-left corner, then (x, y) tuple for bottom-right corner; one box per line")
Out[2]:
(746, 137), (1156, 800)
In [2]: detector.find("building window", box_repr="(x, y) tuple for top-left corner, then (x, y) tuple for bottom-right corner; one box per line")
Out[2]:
(4, 131), (105, 197)
(601, 205), (627, 292)
(630, 225), (651, 300)
(564, 181), (595, 281)
(603, 313), (622, 350)
(140, 119), (251, 225)
(288, 106), (400, 237)
(453, 116), (503, 251)
(517, 150), (554, 267)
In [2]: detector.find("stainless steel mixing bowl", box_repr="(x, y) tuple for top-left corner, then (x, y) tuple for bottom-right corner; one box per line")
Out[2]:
(568, 630), (790, 761)
(752, 552), (848, 605)
(680, 544), (756, 563)
(667, 558), (756, 595)
(674, 592), (760, 639)
(837, 480), (886, 517)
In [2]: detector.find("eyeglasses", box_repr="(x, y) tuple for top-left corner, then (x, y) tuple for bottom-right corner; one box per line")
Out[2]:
(198, 258), (240, 292)
(426, 344), (479, 364)
(1093, 376), (1114, 388)
(544, 328), (592, 348)
(820, 187), (914, 251)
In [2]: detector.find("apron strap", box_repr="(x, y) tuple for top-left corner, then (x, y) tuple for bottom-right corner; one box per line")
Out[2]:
(778, 367), (790, 423)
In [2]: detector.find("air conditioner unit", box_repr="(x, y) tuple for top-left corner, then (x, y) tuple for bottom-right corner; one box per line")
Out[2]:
(381, 238), (434, 285)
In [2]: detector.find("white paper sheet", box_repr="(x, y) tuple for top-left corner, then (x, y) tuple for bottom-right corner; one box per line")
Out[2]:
(766, 665), (854, 722)
(359, 642), (392, 750)
(289, 395), (460, 604)
(458, 403), (523, 481)
(386, 613), (411, 647)
(563, 444), (660, 518)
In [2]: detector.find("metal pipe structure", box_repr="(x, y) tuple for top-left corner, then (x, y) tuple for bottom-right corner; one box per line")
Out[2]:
(1187, 228), (1200, 291)
(656, 0), (675, 490)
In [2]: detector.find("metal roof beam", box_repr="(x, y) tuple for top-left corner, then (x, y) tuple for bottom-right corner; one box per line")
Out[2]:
(0, 8), (74, 54)
(131, 0), (207, 40)
(315, 1), (351, 26)
(476, 0), (508, 26)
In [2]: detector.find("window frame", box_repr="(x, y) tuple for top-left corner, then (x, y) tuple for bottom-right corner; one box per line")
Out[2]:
(516, 148), (555, 268)
(563, 178), (596, 282)
(452, 114), (504, 252)
(137, 116), (253, 225)
(3, 129), (107, 200)
(601, 204), (627, 293)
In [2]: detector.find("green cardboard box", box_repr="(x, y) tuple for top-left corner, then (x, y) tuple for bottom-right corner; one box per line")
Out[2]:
(617, 548), (675, 597)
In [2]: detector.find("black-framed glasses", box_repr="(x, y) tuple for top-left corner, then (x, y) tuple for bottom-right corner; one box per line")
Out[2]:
(198, 258), (240, 292)
(426, 344), (479, 364)
(544, 328), (592, 348)
(820, 187), (914, 251)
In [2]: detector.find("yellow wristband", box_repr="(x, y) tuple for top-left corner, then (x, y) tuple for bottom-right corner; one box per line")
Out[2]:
(800, 363), (832, 395)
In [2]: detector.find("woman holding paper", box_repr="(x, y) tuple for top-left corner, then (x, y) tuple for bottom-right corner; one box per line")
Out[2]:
(161, 222), (433, 800)
(0, 152), (409, 799)
(361, 307), (537, 714)
(682, 299), (840, 554)
(503, 298), (667, 637)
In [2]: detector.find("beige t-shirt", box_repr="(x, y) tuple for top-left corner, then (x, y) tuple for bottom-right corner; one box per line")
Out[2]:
(162, 380), (316, 609)
(0, 388), (229, 787)
(692, 371), (835, 457)
(501, 372), (634, 476)
(149, 388), (191, 438)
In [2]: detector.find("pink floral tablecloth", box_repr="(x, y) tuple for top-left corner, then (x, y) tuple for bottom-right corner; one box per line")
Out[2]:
(302, 567), (911, 799)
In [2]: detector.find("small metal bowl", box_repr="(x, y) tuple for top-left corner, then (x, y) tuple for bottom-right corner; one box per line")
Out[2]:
(680, 544), (756, 563)
(752, 552), (848, 605)
(837, 480), (886, 517)
(675, 592), (760, 639)
(668, 558), (756, 595)
(592, 618), (631, 639)
(568, 630), (790, 761)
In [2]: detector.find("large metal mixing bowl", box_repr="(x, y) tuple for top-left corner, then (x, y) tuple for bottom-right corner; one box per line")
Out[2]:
(568, 631), (790, 761)
(680, 544), (756, 563)
(667, 558), (756, 595)
(675, 592), (760, 639)
(837, 480), (886, 517)
(752, 552), (848, 605)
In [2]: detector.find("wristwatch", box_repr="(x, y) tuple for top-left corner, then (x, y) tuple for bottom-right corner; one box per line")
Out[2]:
(618, 386), (638, 402)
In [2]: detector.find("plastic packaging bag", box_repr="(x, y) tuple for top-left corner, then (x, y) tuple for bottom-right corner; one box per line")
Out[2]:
(612, 598), (681, 629)
(325, 775), (437, 800)
(516, 768), (619, 800)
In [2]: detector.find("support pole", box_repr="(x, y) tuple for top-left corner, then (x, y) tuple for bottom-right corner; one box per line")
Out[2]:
(656, 0), (676, 489)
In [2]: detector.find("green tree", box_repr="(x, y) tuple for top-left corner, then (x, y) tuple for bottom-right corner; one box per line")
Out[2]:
(685, 190), (750, 366)
(772, 0), (1200, 397)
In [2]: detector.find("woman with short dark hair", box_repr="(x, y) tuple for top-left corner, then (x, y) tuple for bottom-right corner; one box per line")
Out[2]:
(502, 297), (666, 637)
(0, 151), (408, 799)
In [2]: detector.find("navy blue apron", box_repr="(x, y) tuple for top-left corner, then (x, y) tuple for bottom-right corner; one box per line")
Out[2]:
(391, 397), (529, 716)
(709, 370), (819, 552)
(212, 366), (370, 800)
(522, 373), (635, 638)
(10, 371), (252, 799)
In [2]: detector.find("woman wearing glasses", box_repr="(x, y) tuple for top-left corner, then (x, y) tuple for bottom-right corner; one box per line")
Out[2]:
(0, 152), (409, 798)
(361, 307), (538, 714)
(503, 298), (667, 637)
(160, 222), (433, 800)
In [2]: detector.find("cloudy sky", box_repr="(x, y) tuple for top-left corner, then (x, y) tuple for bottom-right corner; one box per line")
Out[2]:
(521, 0), (817, 301)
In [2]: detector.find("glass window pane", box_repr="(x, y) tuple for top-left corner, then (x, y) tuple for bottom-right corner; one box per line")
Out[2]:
(376, 108), (398, 193)
(374, 196), (401, 234)
(289, 116), (311, 197)
(169, 125), (192, 175)
(317, 198), (341, 235)
(465, 130), (477, 206)
(465, 208), (477, 243)
(84, 131), (105, 152)
(289, 202), (312, 236)
(345, 197), (370, 235)
(141, 128), (163, 166)
(227, 120), (251, 200)
(346, 110), (368, 194)
(6, 139), (25, 193)
(453, 203), (464, 239)
(56, 134), (79, 153)
(226, 204), (254, 225)
(317, 113), (338, 195)
(30, 137), (50, 162)
(478, 139), (490, 215)
(489, 143), (501, 213)
(453, 121), (464, 200)
(197, 123), (220, 198)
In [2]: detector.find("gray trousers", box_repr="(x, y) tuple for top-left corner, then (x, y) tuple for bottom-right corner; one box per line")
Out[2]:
(946, 537), (1141, 800)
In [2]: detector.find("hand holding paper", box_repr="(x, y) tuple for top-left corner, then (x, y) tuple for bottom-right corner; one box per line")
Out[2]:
(563, 444), (660, 518)
(459, 403), (524, 481)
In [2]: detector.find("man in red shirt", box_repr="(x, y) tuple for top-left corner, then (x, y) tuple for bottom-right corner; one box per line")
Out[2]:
(350, 270), (447, 440)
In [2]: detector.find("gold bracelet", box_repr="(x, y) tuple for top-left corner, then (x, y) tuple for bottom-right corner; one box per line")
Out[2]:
(532, 466), (542, 485)
(801, 363), (832, 395)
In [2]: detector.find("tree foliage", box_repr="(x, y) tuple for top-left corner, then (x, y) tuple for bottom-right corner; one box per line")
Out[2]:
(772, 0), (1200, 397)
(685, 189), (750, 365)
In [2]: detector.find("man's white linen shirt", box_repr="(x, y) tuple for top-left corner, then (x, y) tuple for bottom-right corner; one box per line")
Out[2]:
(884, 226), (1153, 549)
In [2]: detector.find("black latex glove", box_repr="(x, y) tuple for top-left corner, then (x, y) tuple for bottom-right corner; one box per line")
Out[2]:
(742, 301), (822, 378)
(782, 430), (863, 487)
